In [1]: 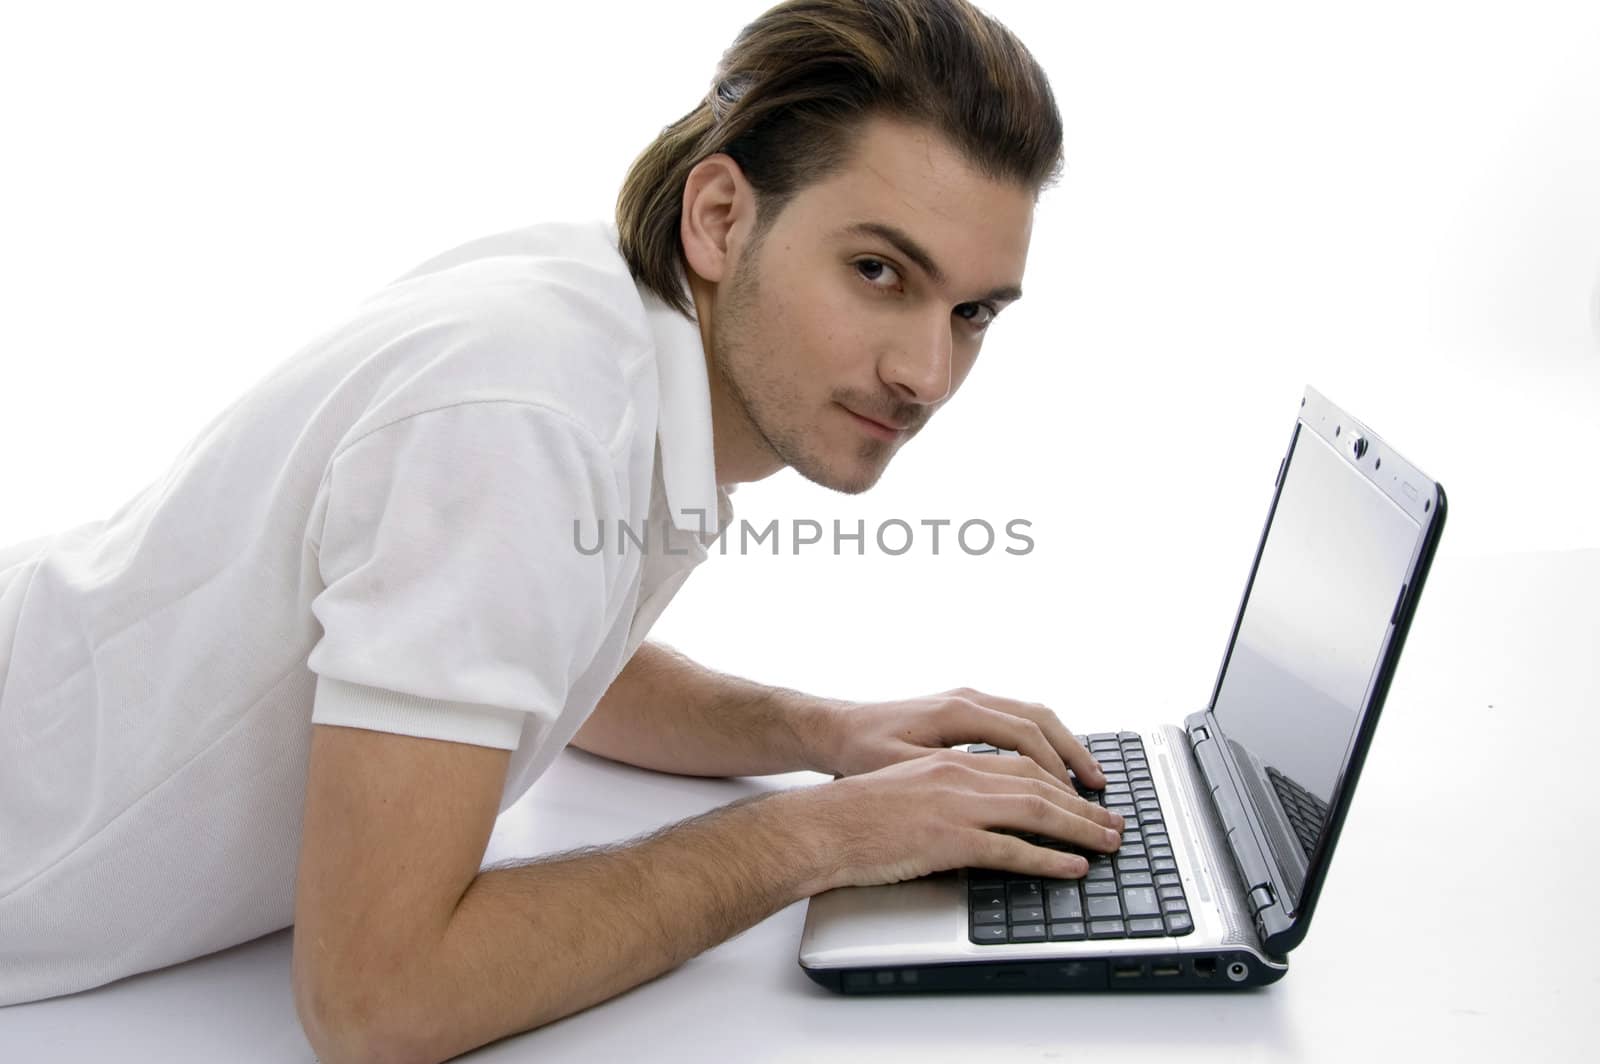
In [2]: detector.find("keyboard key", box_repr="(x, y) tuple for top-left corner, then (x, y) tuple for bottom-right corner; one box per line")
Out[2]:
(1046, 887), (1083, 921)
(1049, 920), (1087, 941)
(1087, 895), (1122, 919)
(1119, 871), (1153, 887)
(972, 924), (1008, 942)
(1086, 878), (1118, 896)
(1010, 905), (1044, 923)
(1165, 912), (1194, 935)
(972, 907), (1006, 925)
(971, 886), (1005, 907)
(1161, 897), (1188, 914)
(1150, 845), (1173, 859)
(1011, 923), (1046, 942)
(1155, 873), (1181, 887)
(1152, 858), (1179, 874)
(1114, 857), (1150, 873)
(1158, 885), (1186, 900)
(1128, 917), (1166, 937)
(1008, 882), (1043, 903)
(1122, 887), (1160, 917)
(1088, 918), (1127, 938)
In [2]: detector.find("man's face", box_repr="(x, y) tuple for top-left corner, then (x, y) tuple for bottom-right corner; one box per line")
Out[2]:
(703, 115), (1036, 495)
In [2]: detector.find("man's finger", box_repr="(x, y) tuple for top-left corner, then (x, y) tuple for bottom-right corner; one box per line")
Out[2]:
(955, 692), (1106, 789)
(947, 701), (1105, 808)
(954, 750), (1123, 831)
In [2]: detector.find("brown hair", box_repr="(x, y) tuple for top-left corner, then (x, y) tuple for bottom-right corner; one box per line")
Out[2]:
(615, 0), (1064, 318)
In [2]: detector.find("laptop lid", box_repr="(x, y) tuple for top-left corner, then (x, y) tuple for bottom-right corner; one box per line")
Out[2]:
(1183, 386), (1446, 956)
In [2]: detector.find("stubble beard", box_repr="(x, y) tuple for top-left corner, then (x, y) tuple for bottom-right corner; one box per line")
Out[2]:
(708, 248), (890, 496)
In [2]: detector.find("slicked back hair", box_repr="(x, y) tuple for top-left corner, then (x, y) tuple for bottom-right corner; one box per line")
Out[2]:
(615, 0), (1064, 317)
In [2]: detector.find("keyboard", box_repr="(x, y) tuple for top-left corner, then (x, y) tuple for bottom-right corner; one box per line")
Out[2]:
(963, 731), (1194, 944)
(1266, 765), (1330, 859)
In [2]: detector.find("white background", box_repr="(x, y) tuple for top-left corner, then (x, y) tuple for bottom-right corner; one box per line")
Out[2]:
(2, 5), (1597, 1060)
(2, 0), (1596, 722)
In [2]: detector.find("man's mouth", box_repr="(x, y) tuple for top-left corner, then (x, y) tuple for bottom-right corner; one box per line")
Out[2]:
(841, 404), (909, 439)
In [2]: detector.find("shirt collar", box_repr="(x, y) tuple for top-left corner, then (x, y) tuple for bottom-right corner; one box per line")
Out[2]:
(634, 262), (732, 536)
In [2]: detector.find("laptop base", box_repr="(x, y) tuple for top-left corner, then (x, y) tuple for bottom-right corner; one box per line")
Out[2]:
(804, 949), (1288, 993)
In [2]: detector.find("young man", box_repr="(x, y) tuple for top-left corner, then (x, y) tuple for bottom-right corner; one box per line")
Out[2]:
(0, 0), (1127, 1058)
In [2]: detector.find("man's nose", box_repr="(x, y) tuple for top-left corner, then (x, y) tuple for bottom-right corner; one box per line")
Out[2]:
(880, 318), (953, 405)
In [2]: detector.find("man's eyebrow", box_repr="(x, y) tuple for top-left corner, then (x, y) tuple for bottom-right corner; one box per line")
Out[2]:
(839, 221), (1023, 304)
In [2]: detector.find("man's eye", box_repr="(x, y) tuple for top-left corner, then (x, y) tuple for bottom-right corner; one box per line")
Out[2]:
(855, 258), (901, 287)
(957, 302), (997, 329)
(856, 258), (996, 332)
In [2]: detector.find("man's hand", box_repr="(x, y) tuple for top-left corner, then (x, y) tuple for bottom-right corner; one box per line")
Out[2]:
(789, 749), (1125, 893)
(813, 686), (1108, 792)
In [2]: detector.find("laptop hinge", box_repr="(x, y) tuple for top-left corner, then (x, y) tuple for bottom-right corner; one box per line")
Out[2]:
(1248, 885), (1277, 913)
(1187, 720), (1277, 904)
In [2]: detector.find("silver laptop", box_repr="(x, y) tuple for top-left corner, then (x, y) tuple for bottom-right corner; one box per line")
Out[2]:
(799, 386), (1446, 992)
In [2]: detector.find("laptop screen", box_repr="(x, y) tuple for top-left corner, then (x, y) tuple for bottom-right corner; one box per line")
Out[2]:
(1209, 423), (1422, 906)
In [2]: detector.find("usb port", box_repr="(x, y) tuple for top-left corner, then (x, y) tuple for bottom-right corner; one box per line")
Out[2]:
(1111, 962), (1141, 979)
(1152, 963), (1181, 978)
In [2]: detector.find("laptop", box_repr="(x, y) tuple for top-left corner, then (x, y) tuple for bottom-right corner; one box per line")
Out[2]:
(798, 385), (1447, 992)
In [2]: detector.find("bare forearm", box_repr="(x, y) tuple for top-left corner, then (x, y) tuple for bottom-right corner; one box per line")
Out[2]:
(369, 788), (826, 1064)
(573, 641), (844, 778)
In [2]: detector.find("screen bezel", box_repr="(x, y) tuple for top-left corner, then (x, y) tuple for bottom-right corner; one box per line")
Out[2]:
(1197, 387), (1447, 955)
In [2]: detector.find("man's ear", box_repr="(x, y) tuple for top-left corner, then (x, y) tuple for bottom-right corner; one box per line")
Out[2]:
(680, 153), (754, 286)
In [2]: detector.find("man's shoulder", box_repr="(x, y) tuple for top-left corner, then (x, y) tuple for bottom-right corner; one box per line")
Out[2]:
(382, 218), (646, 329)
(384, 217), (652, 350)
(345, 219), (657, 458)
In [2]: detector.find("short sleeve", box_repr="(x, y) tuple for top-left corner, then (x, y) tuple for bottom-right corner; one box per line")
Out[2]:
(305, 400), (624, 750)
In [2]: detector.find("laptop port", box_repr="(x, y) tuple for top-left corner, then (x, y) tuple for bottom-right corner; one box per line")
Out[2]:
(1111, 962), (1142, 979)
(1151, 961), (1181, 978)
(1194, 958), (1217, 977)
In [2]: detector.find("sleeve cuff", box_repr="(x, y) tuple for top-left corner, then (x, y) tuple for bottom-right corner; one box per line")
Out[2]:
(311, 675), (529, 750)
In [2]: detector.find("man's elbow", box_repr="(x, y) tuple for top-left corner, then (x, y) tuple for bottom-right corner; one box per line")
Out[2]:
(294, 966), (429, 1064)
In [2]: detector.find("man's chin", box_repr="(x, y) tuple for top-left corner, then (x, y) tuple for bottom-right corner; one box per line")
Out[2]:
(791, 455), (888, 496)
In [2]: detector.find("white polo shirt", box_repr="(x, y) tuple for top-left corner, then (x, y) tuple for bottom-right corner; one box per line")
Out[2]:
(0, 219), (735, 1006)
